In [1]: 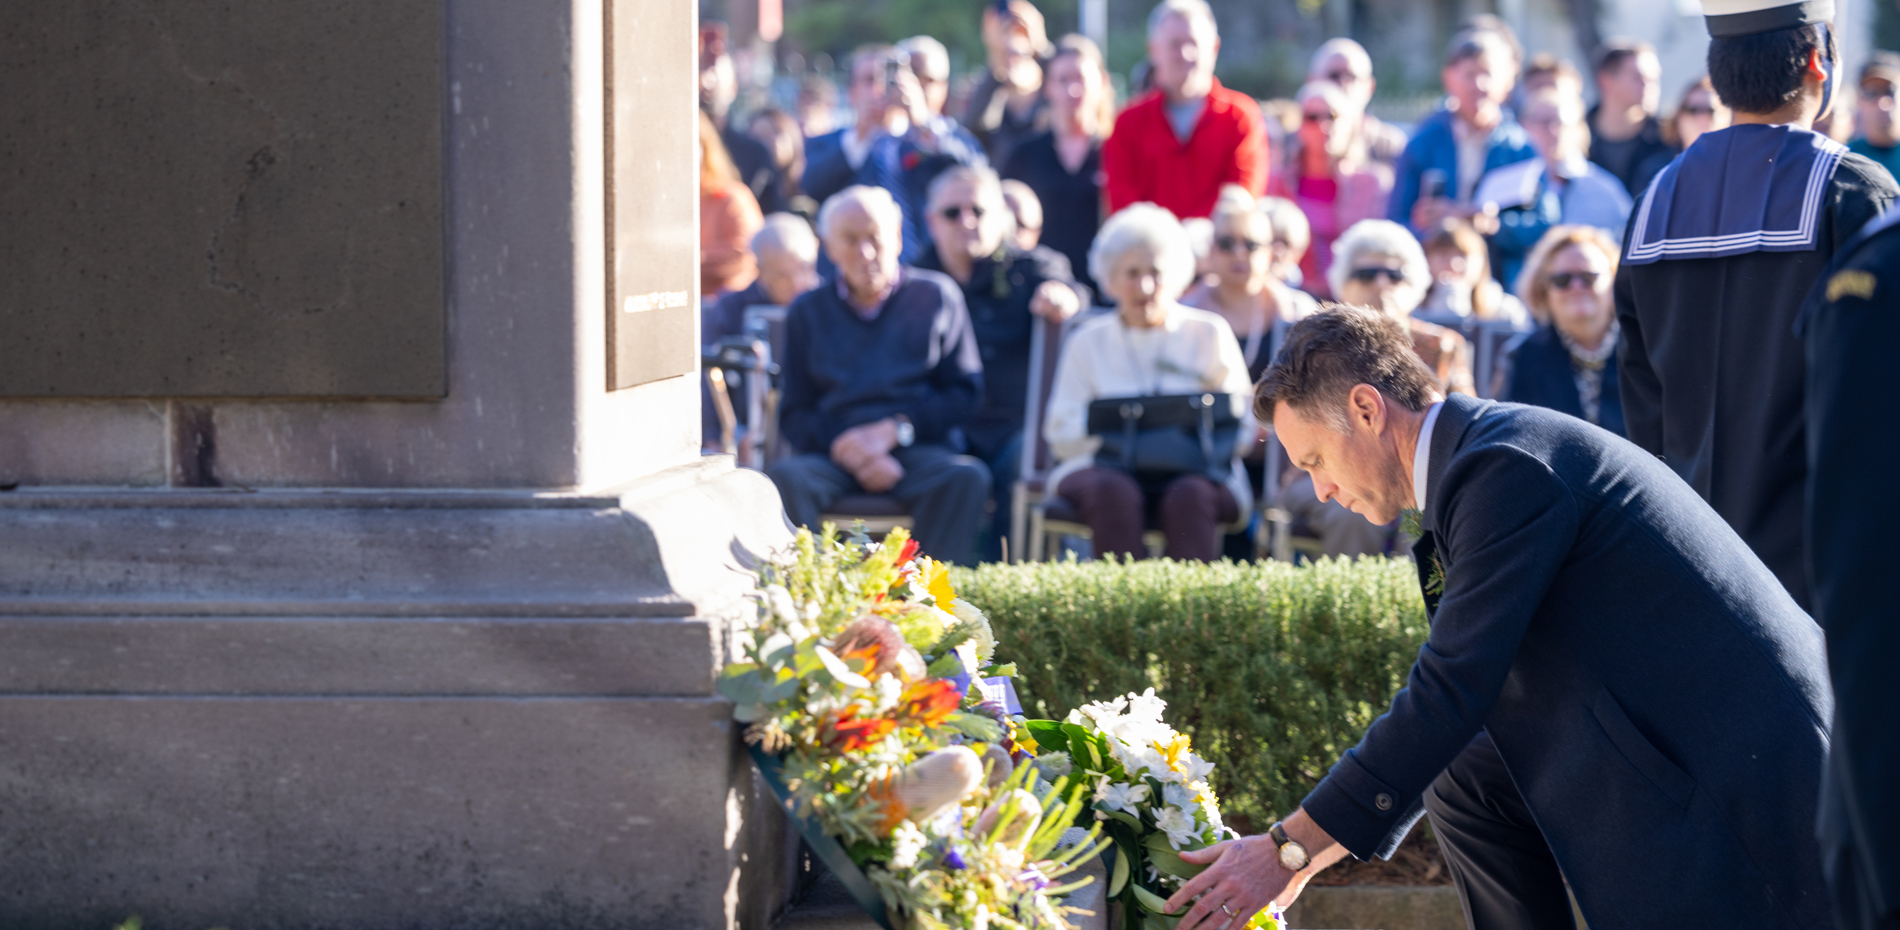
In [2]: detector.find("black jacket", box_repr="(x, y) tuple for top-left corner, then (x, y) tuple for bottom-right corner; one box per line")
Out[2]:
(914, 244), (1085, 457)
(1801, 205), (1900, 923)
(1615, 153), (1898, 608)
(1499, 325), (1624, 436)
(1302, 394), (1833, 927)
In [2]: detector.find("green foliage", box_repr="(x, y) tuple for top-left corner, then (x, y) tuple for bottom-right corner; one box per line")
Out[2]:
(953, 557), (1429, 830)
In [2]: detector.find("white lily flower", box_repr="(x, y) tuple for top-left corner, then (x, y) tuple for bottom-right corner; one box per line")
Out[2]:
(1154, 805), (1200, 849)
(1093, 777), (1151, 815)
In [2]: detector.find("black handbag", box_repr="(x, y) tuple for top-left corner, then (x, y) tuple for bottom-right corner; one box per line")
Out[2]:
(1087, 393), (1241, 481)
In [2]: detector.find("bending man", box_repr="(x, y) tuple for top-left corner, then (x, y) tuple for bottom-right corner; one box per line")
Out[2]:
(1170, 305), (1833, 929)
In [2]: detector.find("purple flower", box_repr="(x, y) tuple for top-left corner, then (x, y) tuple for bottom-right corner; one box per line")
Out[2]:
(942, 849), (968, 870)
(1015, 866), (1050, 891)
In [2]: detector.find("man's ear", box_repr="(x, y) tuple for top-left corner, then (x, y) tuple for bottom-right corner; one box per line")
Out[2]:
(1808, 48), (1830, 83)
(1348, 383), (1385, 432)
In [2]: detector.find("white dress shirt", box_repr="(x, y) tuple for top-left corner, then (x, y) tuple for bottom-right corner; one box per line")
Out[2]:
(1413, 401), (1445, 514)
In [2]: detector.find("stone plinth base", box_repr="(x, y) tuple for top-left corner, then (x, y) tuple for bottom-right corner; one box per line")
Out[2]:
(0, 458), (795, 930)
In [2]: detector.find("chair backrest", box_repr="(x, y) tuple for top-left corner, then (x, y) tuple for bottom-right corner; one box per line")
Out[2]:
(738, 305), (789, 463)
(1465, 319), (1523, 400)
(1019, 308), (1104, 484)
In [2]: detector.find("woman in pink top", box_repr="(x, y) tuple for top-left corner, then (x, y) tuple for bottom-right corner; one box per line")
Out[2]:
(1268, 81), (1392, 299)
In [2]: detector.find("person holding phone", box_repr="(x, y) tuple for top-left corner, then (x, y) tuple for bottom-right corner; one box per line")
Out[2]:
(803, 45), (988, 266)
(1387, 25), (1536, 237)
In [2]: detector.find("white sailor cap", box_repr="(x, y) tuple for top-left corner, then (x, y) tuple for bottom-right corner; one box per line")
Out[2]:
(1700, 0), (1834, 38)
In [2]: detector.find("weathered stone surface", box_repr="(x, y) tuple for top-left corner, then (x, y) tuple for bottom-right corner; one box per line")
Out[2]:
(0, 695), (785, 930)
(0, 402), (168, 486)
(0, 0), (702, 492)
(0, 0), (444, 398)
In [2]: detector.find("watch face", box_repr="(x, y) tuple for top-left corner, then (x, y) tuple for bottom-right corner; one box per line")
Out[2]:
(1278, 844), (1309, 871)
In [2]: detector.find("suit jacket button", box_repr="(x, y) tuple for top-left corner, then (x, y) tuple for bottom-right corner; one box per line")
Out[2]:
(1375, 793), (1393, 811)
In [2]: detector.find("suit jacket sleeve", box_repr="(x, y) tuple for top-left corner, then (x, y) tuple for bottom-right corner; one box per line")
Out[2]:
(1612, 262), (1664, 456)
(1300, 446), (1580, 859)
(1388, 137), (1424, 229)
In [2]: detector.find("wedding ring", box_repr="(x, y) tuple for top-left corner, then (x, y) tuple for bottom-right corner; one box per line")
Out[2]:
(1220, 902), (1238, 917)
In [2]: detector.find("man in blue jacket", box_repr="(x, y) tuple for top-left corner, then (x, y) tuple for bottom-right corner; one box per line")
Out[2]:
(1388, 26), (1536, 237)
(1169, 305), (1833, 929)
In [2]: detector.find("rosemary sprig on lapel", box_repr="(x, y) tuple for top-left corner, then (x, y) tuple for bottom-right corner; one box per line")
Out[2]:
(1400, 509), (1445, 596)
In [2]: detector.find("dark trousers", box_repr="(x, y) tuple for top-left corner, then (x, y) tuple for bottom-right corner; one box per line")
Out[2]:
(1423, 731), (1577, 930)
(1055, 467), (1237, 561)
(970, 430), (1023, 564)
(768, 444), (991, 565)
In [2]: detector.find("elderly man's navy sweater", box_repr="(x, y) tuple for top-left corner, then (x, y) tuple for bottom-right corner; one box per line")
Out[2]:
(779, 270), (984, 454)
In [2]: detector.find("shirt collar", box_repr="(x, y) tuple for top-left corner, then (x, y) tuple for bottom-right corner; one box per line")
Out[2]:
(835, 269), (905, 320)
(1412, 401), (1445, 513)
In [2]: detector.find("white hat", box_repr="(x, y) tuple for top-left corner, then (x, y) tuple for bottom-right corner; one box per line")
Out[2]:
(1700, 0), (1833, 38)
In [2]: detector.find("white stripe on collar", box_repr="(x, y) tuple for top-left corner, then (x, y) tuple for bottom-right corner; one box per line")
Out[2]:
(1413, 401), (1445, 514)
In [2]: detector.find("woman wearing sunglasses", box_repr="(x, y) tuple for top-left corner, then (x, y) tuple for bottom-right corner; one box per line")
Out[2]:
(1266, 81), (1393, 298)
(1497, 225), (1624, 435)
(1180, 189), (1319, 383)
(1328, 219), (1475, 396)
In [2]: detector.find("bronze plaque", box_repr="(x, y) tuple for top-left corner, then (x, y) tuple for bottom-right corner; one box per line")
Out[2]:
(0, 0), (445, 398)
(606, 0), (700, 390)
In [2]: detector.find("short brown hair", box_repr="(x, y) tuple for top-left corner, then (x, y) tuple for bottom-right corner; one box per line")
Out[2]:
(1255, 304), (1442, 430)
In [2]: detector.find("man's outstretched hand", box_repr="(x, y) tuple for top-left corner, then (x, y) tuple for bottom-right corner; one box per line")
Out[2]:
(1165, 809), (1345, 930)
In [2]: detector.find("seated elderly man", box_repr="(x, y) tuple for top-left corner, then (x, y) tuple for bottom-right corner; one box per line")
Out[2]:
(702, 213), (822, 450)
(768, 186), (992, 564)
(915, 166), (1085, 561)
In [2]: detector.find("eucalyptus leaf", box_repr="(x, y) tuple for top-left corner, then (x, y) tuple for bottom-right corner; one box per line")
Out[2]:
(758, 632), (795, 666)
(716, 665), (762, 705)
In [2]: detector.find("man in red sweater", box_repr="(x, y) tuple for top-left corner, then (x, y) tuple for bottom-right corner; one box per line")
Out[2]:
(1103, 0), (1267, 220)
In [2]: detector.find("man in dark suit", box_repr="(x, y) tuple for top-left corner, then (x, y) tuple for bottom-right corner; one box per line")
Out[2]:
(1169, 305), (1834, 929)
(1801, 204), (1900, 930)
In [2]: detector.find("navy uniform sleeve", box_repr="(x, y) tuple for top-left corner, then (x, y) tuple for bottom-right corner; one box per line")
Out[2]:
(1612, 255), (1663, 456)
(902, 279), (984, 444)
(1827, 154), (1900, 245)
(1804, 227), (1900, 902)
(1300, 447), (1580, 858)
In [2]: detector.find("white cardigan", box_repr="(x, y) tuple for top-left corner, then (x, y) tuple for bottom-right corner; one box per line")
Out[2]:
(1043, 305), (1256, 516)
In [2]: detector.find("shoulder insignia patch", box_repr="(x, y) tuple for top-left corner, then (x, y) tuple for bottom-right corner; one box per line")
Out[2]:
(1827, 269), (1878, 302)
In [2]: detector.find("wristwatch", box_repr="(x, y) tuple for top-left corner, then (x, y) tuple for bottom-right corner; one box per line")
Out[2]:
(1268, 821), (1309, 871)
(892, 415), (915, 448)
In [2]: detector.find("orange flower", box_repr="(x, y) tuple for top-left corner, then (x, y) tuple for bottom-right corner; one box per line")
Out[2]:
(864, 776), (910, 833)
(897, 679), (961, 728)
(824, 710), (896, 752)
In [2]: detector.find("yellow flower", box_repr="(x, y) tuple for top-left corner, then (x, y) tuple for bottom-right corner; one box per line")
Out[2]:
(918, 557), (957, 607)
(1158, 732), (1193, 773)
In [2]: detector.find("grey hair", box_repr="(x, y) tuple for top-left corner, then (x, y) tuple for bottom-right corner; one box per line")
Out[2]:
(1307, 37), (1371, 80)
(1327, 219), (1429, 297)
(1146, 0), (1218, 39)
(752, 213), (819, 262)
(816, 185), (903, 240)
(1090, 202), (1198, 299)
(897, 36), (950, 81)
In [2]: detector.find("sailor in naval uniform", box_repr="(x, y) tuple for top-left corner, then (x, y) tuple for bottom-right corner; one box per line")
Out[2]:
(1612, 0), (1898, 610)
(1799, 202), (1900, 930)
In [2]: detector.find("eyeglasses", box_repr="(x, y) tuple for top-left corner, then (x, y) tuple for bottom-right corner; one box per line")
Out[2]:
(1547, 271), (1601, 290)
(1216, 235), (1265, 253)
(1680, 105), (1716, 116)
(1302, 111), (1336, 125)
(1860, 84), (1898, 102)
(937, 204), (987, 221)
(1324, 70), (1361, 84)
(1349, 266), (1407, 284)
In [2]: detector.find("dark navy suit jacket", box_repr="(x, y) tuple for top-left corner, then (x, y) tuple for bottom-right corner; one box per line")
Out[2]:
(1301, 393), (1834, 927)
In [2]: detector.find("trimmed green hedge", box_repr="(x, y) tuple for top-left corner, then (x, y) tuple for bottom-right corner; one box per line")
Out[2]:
(953, 557), (1429, 830)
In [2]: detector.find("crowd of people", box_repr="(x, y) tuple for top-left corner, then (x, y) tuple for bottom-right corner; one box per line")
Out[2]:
(694, 0), (1900, 568)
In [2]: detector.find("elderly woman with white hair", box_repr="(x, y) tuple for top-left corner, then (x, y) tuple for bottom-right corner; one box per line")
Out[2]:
(1276, 218), (1475, 559)
(1329, 218), (1475, 395)
(1042, 203), (1253, 561)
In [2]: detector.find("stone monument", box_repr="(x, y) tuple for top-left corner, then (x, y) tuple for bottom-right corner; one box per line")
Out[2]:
(0, 1), (795, 927)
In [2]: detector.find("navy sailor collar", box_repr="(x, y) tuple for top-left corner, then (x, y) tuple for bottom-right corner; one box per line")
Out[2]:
(1623, 123), (1846, 265)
